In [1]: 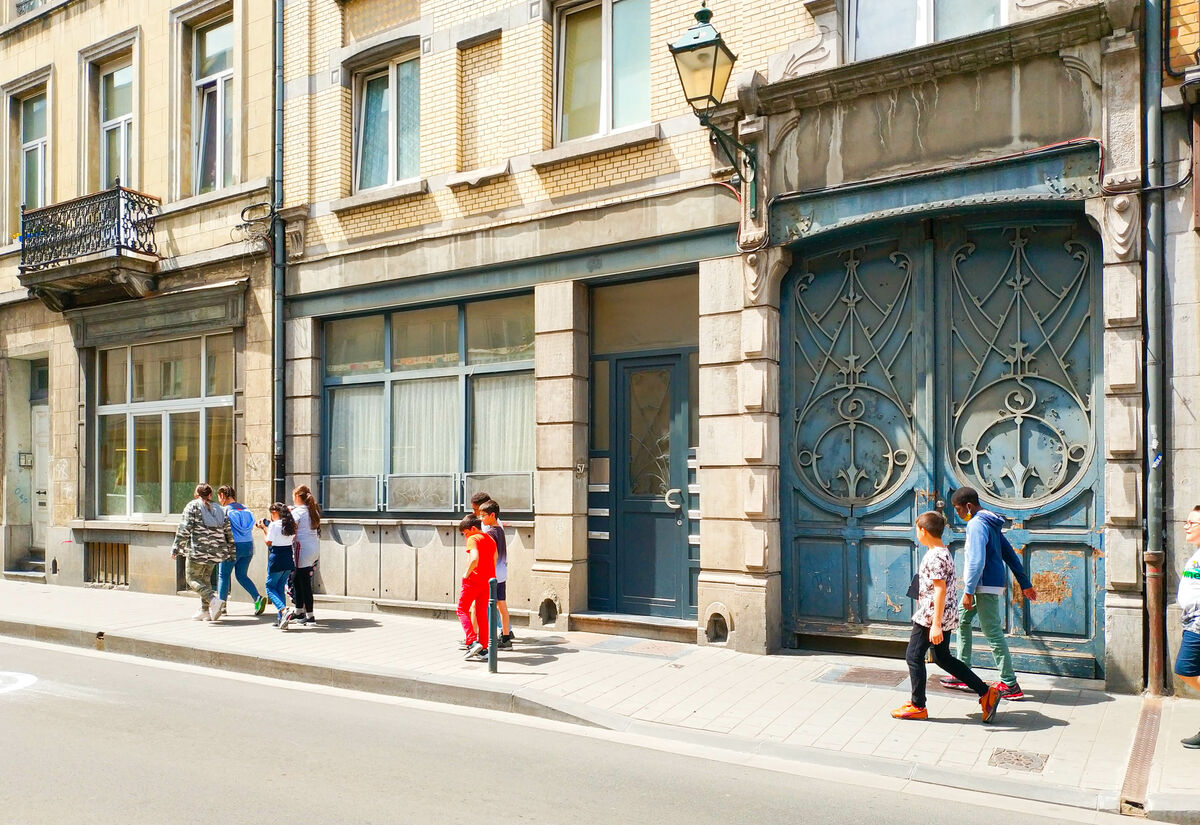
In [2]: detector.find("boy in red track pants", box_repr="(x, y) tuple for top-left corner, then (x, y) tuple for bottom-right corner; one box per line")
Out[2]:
(458, 514), (497, 662)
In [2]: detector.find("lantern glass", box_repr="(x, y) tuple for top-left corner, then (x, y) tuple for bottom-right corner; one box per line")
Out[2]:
(669, 23), (736, 112)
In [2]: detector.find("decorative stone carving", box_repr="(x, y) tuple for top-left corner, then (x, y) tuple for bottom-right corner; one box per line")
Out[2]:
(1104, 193), (1140, 261)
(278, 205), (310, 263)
(111, 270), (157, 298)
(744, 246), (792, 307)
(768, 27), (837, 84)
(1059, 45), (1100, 87)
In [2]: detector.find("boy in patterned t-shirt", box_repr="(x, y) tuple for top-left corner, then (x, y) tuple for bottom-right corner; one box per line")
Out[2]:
(1175, 506), (1200, 748)
(892, 511), (1000, 722)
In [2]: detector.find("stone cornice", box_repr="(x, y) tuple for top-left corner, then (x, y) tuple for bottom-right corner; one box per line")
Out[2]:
(755, 4), (1111, 114)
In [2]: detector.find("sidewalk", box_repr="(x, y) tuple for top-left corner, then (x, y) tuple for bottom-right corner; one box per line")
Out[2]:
(0, 580), (1195, 822)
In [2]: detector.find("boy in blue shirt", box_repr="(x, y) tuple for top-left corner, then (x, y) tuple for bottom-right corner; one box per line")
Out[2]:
(214, 485), (267, 617)
(941, 487), (1037, 700)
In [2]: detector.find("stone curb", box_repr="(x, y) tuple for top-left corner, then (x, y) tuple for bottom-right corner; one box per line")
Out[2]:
(2, 615), (1195, 819)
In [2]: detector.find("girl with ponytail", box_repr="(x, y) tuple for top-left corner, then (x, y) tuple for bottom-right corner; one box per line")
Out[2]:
(288, 485), (322, 624)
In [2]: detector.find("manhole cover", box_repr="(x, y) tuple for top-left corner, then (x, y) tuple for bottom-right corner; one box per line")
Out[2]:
(988, 748), (1048, 773)
(836, 666), (907, 688)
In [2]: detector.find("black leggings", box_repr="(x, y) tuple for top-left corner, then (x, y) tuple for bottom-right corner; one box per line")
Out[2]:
(292, 565), (314, 613)
(906, 621), (987, 708)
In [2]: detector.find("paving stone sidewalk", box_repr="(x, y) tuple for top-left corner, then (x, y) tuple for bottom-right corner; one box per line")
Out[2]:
(0, 580), (1195, 821)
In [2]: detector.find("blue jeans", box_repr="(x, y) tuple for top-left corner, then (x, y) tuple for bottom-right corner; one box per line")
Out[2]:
(217, 542), (261, 601)
(265, 569), (291, 612)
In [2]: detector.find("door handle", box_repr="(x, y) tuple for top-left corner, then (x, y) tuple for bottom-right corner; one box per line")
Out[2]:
(663, 488), (683, 510)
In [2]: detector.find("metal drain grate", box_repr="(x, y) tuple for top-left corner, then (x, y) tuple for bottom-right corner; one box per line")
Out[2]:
(989, 748), (1048, 773)
(836, 666), (908, 688)
(1119, 696), (1161, 815)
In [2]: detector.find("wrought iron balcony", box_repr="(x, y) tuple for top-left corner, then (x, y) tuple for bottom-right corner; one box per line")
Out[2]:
(19, 182), (160, 273)
(17, 182), (161, 313)
(14, 0), (45, 16)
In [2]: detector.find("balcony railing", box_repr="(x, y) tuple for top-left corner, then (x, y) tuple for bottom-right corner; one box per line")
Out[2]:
(19, 182), (160, 272)
(14, 0), (45, 15)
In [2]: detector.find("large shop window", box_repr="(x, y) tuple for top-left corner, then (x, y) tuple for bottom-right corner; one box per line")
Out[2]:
(850, 0), (1001, 61)
(555, 0), (649, 144)
(323, 295), (535, 513)
(96, 333), (234, 518)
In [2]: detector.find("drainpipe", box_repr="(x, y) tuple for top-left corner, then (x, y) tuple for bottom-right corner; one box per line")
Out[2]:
(271, 0), (286, 504)
(1145, 0), (1166, 697)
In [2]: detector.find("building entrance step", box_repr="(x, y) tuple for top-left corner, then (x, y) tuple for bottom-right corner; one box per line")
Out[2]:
(569, 611), (697, 644)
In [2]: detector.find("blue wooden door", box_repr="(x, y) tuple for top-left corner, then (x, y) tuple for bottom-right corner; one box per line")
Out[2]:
(781, 214), (1104, 677)
(613, 355), (694, 618)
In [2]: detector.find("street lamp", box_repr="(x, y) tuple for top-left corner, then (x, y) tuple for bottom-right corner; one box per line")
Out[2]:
(669, 2), (757, 217)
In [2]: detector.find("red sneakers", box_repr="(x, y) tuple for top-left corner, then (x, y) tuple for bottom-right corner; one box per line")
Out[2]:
(997, 682), (1026, 701)
(891, 703), (929, 720)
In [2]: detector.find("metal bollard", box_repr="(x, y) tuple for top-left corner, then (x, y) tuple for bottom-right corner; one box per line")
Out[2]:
(487, 577), (498, 673)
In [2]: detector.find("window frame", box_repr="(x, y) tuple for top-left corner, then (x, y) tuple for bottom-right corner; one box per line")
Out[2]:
(847, 0), (1008, 62)
(94, 333), (235, 520)
(19, 91), (48, 211)
(553, 0), (650, 145)
(321, 296), (535, 514)
(352, 53), (421, 193)
(191, 16), (234, 196)
(99, 62), (134, 189)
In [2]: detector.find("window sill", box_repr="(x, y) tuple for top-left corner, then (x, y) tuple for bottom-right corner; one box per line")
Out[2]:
(445, 161), (511, 191)
(530, 123), (662, 170)
(331, 178), (429, 213)
(69, 518), (180, 533)
(159, 177), (271, 218)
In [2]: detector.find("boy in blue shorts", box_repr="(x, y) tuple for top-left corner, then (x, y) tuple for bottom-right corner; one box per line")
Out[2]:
(480, 500), (513, 648)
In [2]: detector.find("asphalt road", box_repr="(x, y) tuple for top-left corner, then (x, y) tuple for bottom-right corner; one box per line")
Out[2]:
(0, 639), (1105, 825)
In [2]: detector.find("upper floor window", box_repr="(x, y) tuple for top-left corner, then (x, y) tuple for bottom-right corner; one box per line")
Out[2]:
(851, 0), (1002, 61)
(555, 0), (649, 144)
(100, 65), (133, 188)
(354, 55), (420, 191)
(194, 18), (233, 194)
(20, 93), (47, 210)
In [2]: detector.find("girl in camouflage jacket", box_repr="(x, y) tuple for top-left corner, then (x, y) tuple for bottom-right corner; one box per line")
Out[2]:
(172, 483), (236, 622)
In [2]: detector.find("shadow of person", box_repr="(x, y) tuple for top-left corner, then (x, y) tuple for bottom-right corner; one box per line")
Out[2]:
(301, 617), (383, 633)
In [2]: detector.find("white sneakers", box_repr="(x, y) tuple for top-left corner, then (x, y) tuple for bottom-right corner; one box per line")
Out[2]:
(208, 598), (224, 622)
(278, 610), (290, 631)
(191, 609), (210, 621)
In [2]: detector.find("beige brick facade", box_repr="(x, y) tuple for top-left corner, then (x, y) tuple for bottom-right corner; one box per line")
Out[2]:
(0, 0), (275, 590)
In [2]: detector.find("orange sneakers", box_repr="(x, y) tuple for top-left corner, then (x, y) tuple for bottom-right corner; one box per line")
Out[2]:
(979, 684), (1001, 723)
(891, 703), (929, 720)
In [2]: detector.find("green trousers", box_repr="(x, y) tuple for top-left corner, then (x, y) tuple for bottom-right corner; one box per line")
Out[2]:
(954, 592), (1017, 686)
(185, 558), (217, 608)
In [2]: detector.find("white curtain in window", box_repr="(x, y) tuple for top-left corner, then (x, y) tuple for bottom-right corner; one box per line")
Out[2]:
(395, 59), (420, 180)
(471, 372), (533, 472)
(935, 0), (1000, 40)
(611, 0), (649, 130)
(559, 4), (602, 142)
(329, 385), (384, 475)
(392, 377), (458, 473)
(358, 74), (390, 189)
(854, 0), (918, 60)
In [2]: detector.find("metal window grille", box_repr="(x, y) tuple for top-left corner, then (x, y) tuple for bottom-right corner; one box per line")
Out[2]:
(85, 541), (129, 587)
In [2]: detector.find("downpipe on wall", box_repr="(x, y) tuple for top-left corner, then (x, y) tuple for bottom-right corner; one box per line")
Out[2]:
(1145, 0), (1166, 697)
(271, 0), (286, 504)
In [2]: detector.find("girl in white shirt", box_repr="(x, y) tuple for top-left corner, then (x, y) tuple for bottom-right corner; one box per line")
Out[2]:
(288, 485), (322, 625)
(259, 503), (297, 630)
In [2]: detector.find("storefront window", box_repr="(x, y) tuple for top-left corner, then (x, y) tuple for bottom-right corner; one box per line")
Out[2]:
(323, 296), (535, 512)
(96, 333), (234, 517)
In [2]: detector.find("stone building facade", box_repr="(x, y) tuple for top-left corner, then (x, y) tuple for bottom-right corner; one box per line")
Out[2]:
(4, 0), (1192, 695)
(0, 0), (277, 591)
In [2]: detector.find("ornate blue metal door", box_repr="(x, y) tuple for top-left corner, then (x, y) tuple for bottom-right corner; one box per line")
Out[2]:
(781, 214), (1104, 677)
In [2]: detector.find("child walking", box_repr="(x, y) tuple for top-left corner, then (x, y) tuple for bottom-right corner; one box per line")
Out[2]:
(259, 503), (297, 631)
(458, 514), (497, 662)
(893, 510), (1001, 723)
(479, 500), (513, 649)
